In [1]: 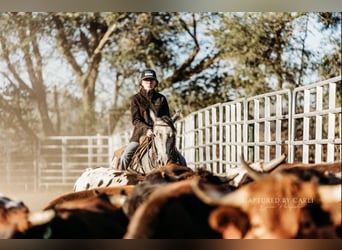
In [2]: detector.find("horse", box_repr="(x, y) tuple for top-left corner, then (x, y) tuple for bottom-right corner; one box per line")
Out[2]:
(127, 110), (181, 174)
(73, 110), (184, 191)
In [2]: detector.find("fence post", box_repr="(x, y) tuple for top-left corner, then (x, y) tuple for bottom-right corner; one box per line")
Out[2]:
(275, 94), (283, 159)
(289, 90), (295, 164)
(61, 137), (67, 183)
(218, 104), (223, 173)
(302, 89), (311, 163)
(236, 102), (243, 165)
(264, 96), (271, 162)
(96, 134), (103, 165)
(198, 112), (204, 168)
(33, 139), (39, 192)
(327, 82), (336, 162)
(87, 137), (92, 169)
(315, 86), (323, 163)
(243, 98), (249, 162)
(184, 115), (195, 168)
(253, 99), (260, 160)
(6, 137), (11, 188)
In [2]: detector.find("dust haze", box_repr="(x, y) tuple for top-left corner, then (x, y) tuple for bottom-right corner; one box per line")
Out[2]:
(1, 186), (72, 212)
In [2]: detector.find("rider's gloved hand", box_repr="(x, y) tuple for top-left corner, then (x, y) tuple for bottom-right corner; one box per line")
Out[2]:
(146, 129), (153, 137)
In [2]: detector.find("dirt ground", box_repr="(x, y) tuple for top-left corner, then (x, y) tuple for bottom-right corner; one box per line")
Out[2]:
(1, 187), (73, 212)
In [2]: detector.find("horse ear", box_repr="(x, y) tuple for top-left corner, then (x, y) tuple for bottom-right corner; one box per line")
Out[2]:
(149, 109), (157, 122)
(171, 109), (181, 123)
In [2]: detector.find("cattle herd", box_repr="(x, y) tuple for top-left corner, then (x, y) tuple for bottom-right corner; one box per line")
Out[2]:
(0, 154), (341, 239)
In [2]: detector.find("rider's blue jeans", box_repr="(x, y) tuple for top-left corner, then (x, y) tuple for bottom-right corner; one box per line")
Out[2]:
(120, 141), (139, 170)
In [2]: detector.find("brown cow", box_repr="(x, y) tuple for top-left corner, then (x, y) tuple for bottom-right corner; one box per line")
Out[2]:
(44, 185), (135, 210)
(123, 161), (239, 238)
(123, 179), (222, 239)
(191, 156), (341, 239)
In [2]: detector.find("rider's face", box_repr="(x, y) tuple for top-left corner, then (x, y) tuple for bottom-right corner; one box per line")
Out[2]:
(141, 78), (157, 91)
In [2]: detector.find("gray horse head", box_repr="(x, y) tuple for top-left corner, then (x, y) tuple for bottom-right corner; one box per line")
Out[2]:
(150, 110), (179, 167)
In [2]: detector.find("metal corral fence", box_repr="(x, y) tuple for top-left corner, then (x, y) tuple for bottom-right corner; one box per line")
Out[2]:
(35, 135), (113, 190)
(0, 135), (113, 191)
(0, 137), (38, 191)
(0, 76), (341, 191)
(177, 89), (293, 173)
(175, 76), (341, 173)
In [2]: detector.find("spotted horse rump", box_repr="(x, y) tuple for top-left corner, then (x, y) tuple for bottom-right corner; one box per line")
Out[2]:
(73, 167), (144, 192)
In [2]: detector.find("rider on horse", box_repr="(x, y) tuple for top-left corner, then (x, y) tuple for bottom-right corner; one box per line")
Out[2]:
(120, 69), (186, 170)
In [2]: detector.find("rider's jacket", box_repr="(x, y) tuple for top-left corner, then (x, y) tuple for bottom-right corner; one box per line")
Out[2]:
(129, 88), (170, 143)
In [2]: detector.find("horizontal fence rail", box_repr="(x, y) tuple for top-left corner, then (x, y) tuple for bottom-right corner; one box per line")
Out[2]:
(0, 76), (341, 191)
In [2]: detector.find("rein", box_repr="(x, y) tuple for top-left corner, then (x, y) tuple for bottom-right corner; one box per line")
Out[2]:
(128, 135), (158, 174)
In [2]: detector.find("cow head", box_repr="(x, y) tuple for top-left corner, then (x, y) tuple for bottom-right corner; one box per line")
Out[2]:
(0, 195), (31, 239)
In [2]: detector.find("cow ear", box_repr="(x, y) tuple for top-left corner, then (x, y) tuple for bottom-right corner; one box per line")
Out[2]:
(149, 109), (156, 122)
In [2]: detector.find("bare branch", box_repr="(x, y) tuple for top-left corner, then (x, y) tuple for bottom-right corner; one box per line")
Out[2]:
(163, 13), (203, 87)
(0, 95), (38, 141)
(53, 15), (83, 78)
(81, 21), (119, 84)
(30, 20), (44, 85)
(0, 35), (36, 97)
(165, 52), (221, 86)
(18, 24), (40, 91)
(174, 13), (200, 73)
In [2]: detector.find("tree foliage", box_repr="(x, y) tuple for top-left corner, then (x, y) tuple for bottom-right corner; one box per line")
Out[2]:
(0, 12), (340, 143)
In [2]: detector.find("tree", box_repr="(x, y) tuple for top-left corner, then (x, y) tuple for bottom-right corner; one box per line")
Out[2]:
(105, 12), (225, 130)
(316, 12), (342, 78)
(210, 12), (341, 99)
(0, 13), (56, 140)
(213, 13), (297, 97)
(1, 12), (340, 141)
(52, 12), (130, 134)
